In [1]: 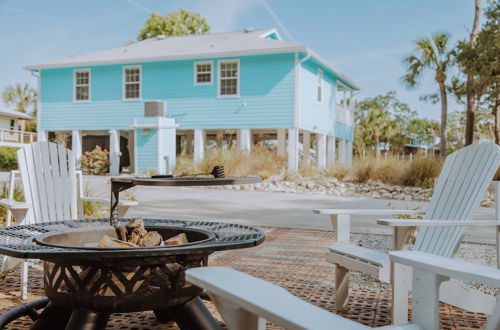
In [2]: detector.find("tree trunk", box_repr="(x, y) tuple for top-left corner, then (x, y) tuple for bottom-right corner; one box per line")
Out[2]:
(494, 100), (500, 145)
(438, 82), (448, 157)
(375, 136), (381, 159)
(464, 0), (482, 146)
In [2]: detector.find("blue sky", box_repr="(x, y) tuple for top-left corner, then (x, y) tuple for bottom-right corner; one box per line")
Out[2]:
(0, 0), (479, 120)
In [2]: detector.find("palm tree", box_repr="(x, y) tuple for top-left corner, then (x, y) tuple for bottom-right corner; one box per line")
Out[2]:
(364, 108), (397, 158)
(2, 83), (38, 132)
(402, 33), (454, 156)
(2, 83), (37, 114)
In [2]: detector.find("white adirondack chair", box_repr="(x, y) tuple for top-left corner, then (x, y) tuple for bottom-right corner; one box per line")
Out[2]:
(186, 251), (500, 330)
(0, 141), (138, 299)
(314, 141), (500, 323)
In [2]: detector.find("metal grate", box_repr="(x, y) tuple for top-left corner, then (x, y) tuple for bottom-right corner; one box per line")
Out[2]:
(0, 218), (264, 260)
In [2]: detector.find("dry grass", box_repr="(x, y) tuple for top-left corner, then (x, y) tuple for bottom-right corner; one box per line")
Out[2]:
(401, 156), (443, 188)
(351, 155), (442, 188)
(175, 145), (286, 179)
(324, 164), (350, 181)
(174, 148), (443, 188)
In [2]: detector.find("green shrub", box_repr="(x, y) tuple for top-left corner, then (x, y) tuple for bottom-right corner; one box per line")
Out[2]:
(0, 147), (19, 171)
(80, 146), (109, 174)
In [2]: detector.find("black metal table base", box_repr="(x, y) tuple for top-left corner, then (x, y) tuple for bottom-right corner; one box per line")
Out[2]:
(1, 297), (221, 330)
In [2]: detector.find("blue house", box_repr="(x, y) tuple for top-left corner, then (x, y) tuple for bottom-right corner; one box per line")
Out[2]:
(26, 28), (359, 174)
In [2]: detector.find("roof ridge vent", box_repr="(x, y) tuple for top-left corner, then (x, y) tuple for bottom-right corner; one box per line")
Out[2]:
(155, 35), (167, 40)
(243, 27), (254, 33)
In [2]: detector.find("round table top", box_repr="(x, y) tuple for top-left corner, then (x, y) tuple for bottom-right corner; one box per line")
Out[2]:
(0, 218), (265, 261)
(111, 176), (262, 187)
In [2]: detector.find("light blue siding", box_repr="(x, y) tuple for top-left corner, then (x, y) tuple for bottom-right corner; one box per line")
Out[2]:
(135, 128), (157, 174)
(40, 53), (295, 131)
(335, 123), (353, 140)
(298, 59), (336, 136)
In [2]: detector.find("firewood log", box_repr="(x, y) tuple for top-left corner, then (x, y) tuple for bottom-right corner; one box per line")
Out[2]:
(164, 233), (188, 246)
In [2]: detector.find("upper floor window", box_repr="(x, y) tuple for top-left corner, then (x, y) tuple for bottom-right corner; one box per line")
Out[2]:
(123, 66), (141, 100)
(218, 60), (239, 98)
(74, 69), (90, 102)
(317, 69), (323, 103)
(194, 61), (213, 85)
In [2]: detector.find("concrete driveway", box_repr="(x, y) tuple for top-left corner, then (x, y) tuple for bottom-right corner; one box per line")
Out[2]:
(83, 176), (497, 245)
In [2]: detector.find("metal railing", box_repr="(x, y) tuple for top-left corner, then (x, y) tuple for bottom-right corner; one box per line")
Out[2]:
(336, 103), (354, 127)
(0, 129), (37, 145)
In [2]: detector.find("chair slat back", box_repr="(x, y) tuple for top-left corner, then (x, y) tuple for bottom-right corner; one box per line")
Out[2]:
(415, 141), (500, 256)
(17, 142), (78, 224)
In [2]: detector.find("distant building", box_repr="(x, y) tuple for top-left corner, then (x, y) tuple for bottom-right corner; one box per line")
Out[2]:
(27, 28), (360, 174)
(0, 107), (37, 147)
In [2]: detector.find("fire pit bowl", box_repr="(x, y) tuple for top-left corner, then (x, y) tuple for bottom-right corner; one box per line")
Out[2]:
(37, 225), (217, 312)
(34, 225), (217, 250)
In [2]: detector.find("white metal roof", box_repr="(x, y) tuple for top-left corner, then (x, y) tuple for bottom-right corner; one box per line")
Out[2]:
(0, 108), (33, 120)
(26, 28), (360, 90)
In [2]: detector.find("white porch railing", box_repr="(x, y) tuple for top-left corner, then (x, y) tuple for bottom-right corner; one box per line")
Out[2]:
(0, 129), (37, 147)
(336, 103), (354, 127)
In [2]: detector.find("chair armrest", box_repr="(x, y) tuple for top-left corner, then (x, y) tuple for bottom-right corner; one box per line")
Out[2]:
(314, 209), (425, 216)
(390, 251), (500, 288)
(377, 219), (500, 227)
(186, 267), (368, 330)
(0, 199), (30, 210)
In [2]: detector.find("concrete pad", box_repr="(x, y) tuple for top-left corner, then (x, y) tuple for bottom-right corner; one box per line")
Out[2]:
(80, 175), (497, 245)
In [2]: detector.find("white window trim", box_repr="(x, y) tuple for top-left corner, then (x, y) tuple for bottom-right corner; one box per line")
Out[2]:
(317, 68), (323, 104)
(194, 60), (213, 86)
(73, 69), (91, 103)
(122, 65), (142, 101)
(217, 59), (240, 99)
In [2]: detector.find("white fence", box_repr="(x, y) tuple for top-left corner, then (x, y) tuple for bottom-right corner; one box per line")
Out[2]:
(0, 129), (37, 147)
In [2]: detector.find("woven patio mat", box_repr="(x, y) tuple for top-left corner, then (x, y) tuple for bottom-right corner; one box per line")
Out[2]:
(0, 227), (489, 329)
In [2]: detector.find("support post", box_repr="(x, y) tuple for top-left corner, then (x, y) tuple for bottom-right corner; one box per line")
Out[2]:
(109, 130), (120, 175)
(239, 128), (251, 152)
(327, 136), (336, 167)
(277, 128), (286, 156)
(38, 130), (47, 142)
(317, 134), (326, 169)
(303, 131), (311, 164)
(186, 133), (193, 155)
(194, 129), (205, 164)
(338, 139), (347, 164)
(287, 128), (299, 173)
(71, 130), (82, 168)
(346, 140), (353, 166)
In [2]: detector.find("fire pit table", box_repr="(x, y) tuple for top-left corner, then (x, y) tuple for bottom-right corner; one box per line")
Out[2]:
(0, 176), (264, 330)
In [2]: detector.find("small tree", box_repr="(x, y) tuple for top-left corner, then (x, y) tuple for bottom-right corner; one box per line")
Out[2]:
(456, 1), (500, 144)
(138, 9), (210, 40)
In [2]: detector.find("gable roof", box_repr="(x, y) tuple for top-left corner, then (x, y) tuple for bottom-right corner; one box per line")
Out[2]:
(0, 107), (33, 120)
(26, 28), (360, 90)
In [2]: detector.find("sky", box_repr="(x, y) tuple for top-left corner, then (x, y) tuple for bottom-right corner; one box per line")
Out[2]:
(0, 0), (480, 120)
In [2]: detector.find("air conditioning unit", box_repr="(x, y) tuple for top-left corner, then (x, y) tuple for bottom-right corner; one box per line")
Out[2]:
(144, 101), (166, 117)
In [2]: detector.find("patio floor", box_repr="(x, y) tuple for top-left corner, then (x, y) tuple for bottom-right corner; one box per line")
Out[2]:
(0, 227), (489, 329)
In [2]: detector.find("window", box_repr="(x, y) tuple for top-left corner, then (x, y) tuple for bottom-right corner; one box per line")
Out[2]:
(218, 60), (239, 97)
(123, 66), (141, 100)
(9, 120), (15, 130)
(317, 69), (323, 103)
(74, 69), (90, 102)
(194, 61), (213, 85)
